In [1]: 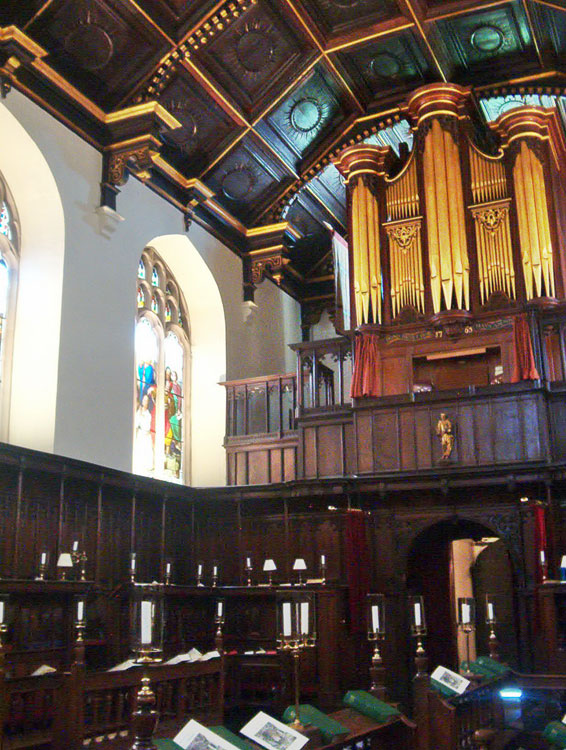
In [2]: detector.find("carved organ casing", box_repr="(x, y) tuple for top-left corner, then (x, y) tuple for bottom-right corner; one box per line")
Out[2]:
(333, 83), (566, 329)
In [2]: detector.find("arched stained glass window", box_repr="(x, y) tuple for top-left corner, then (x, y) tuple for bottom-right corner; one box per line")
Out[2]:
(138, 260), (146, 279)
(151, 267), (159, 286)
(134, 248), (189, 482)
(0, 203), (12, 242)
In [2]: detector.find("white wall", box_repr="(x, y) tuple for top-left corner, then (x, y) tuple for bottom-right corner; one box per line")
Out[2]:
(2, 89), (301, 484)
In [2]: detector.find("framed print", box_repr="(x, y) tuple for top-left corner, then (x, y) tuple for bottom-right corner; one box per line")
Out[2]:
(240, 711), (308, 750)
(431, 665), (470, 695)
(174, 720), (240, 750)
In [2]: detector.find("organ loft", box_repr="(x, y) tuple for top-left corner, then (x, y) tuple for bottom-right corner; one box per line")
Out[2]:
(4, 0), (566, 747)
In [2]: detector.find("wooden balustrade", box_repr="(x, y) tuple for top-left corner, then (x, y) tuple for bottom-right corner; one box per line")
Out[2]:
(1, 658), (224, 750)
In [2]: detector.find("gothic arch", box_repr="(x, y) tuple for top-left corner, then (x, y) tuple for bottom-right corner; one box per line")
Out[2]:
(0, 101), (65, 452)
(144, 234), (226, 487)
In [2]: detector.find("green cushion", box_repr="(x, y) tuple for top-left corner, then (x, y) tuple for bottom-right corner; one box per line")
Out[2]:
(342, 690), (400, 723)
(210, 726), (255, 750)
(282, 704), (349, 743)
(543, 721), (566, 748)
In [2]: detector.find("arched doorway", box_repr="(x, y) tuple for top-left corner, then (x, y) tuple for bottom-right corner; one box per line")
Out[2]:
(406, 518), (518, 672)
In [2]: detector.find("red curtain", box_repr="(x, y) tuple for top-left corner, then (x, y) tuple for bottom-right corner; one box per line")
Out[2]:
(535, 504), (547, 585)
(345, 509), (371, 633)
(350, 334), (380, 398)
(511, 314), (540, 382)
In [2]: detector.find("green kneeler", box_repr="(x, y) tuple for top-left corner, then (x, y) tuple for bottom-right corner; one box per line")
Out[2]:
(342, 690), (400, 723)
(543, 721), (566, 748)
(473, 656), (510, 676)
(154, 740), (182, 750)
(282, 704), (349, 743)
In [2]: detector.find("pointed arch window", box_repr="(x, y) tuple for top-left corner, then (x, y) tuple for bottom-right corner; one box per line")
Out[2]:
(0, 175), (19, 439)
(134, 248), (190, 483)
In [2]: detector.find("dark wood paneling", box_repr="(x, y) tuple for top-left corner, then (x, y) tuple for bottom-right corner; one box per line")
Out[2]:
(415, 408), (432, 468)
(356, 413), (373, 473)
(283, 447), (296, 481)
(248, 450), (269, 485)
(399, 408), (416, 470)
(373, 411), (399, 471)
(270, 449), (282, 484)
(304, 427), (317, 478)
(317, 424), (342, 477)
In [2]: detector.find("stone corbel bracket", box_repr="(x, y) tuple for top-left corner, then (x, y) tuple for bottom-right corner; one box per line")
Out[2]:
(242, 222), (302, 302)
(100, 103), (182, 210)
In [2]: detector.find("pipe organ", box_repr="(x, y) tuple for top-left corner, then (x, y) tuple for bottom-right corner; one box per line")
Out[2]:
(333, 83), (566, 329)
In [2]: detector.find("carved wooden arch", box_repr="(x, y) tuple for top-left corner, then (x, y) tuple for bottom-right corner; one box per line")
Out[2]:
(393, 507), (525, 588)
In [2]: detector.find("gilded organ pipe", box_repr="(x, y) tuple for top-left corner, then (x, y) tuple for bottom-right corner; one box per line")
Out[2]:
(513, 141), (555, 299)
(384, 152), (424, 318)
(468, 142), (515, 304)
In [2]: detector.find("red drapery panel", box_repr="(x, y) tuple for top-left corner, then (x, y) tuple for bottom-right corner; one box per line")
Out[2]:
(351, 334), (380, 398)
(535, 504), (547, 584)
(345, 509), (371, 633)
(512, 314), (540, 382)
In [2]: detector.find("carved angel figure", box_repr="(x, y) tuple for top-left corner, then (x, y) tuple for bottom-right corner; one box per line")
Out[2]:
(436, 412), (455, 460)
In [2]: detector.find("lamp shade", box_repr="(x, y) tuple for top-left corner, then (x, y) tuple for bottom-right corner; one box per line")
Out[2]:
(293, 558), (307, 571)
(57, 553), (73, 568)
(263, 559), (277, 572)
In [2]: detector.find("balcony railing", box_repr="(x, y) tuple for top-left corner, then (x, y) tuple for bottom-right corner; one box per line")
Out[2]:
(289, 337), (353, 412)
(223, 374), (296, 437)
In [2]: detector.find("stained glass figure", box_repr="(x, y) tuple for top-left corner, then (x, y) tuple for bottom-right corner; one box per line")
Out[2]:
(137, 286), (145, 309)
(151, 295), (159, 315)
(151, 267), (159, 287)
(165, 303), (172, 323)
(164, 332), (184, 480)
(0, 203), (12, 242)
(138, 260), (146, 279)
(134, 319), (158, 477)
(0, 260), (9, 318)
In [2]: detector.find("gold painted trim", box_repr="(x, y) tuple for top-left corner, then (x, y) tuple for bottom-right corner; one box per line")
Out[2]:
(124, 0), (176, 45)
(246, 223), (301, 240)
(32, 59), (106, 119)
(106, 134), (162, 151)
(106, 101), (181, 129)
(0, 26), (48, 58)
(326, 21), (414, 53)
(198, 129), (249, 179)
(248, 245), (285, 255)
(181, 58), (249, 127)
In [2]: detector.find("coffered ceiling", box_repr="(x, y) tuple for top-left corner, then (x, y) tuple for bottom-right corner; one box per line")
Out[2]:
(1, 0), (565, 308)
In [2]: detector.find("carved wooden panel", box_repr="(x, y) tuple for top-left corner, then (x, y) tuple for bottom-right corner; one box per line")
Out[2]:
(248, 449), (269, 485)
(132, 0), (220, 41)
(260, 66), (348, 166)
(164, 497), (194, 584)
(283, 447), (296, 481)
(432, 3), (537, 80)
(373, 411), (398, 471)
(333, 31), (430, 106)
(356, 413), (373, 473)
(354, 390), (547, 475)
(303, 426), (317, 478)
(298, 0), (399, 41)
(192, 1), (315, 120)
(206, 133), (294, 223)
(99, 486), (131, 584)
(317, 424), (343, 477)
(28, 0), (169, 108)
(160, 71), (243, 176)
